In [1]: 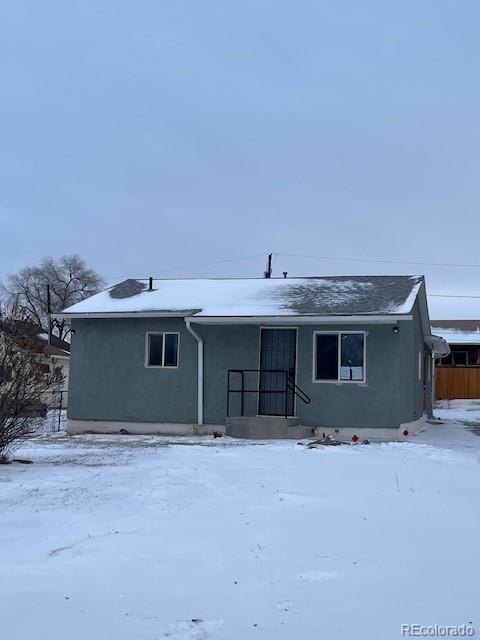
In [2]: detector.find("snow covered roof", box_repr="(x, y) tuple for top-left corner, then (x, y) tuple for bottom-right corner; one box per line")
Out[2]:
(431, 320), (480, 345)
(36, 332), (71, 357)
(3, 320), (71, 357)
(60, 275), (424, 319)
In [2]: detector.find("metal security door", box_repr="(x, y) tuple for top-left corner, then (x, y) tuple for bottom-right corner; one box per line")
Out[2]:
(258, 328), (296, 416)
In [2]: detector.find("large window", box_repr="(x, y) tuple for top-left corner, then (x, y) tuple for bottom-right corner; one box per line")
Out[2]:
(314, 332), (365, 382)
(145, 332), (179, 368)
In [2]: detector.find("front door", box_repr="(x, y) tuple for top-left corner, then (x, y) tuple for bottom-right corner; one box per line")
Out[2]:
(258, 328), (297, 416)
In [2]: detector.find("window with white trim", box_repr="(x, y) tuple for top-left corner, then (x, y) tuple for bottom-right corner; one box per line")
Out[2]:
(146, 332), (179, 368)
(314, 332), (365, 382)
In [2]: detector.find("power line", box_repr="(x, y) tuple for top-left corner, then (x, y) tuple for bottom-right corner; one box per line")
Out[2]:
(279, 252), (480, 299)
(102, 250), (480, 301)
(278, 252), (480, 270)
(429, 294), (480, 299)
(105, 253), (267, 281)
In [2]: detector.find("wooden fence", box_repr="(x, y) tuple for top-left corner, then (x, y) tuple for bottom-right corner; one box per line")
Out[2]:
(435, 367), (480, 399)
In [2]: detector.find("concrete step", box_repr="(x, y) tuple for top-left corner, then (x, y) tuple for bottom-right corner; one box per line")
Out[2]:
(226, 416), (312, 439)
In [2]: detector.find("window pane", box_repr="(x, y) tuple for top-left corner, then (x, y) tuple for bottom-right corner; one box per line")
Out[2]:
(315, 334), (338, 380)
(340, 334), (364, 381)
(163, 334), (178, 367)
(453, 351), (467, 366)
(148, 334), (163, 366)
(469, 349), (480, 366)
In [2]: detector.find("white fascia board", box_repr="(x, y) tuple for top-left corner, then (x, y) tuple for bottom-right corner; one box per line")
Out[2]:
(53, 312), (189, 319)
(55, 312), (412, 324)
(185, 315), (412, 325)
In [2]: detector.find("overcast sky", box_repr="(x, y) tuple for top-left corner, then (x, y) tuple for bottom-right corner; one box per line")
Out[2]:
(1, 1), (479, 318)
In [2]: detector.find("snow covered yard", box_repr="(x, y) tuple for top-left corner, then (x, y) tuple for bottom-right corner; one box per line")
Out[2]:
(1, 411), (480, 640)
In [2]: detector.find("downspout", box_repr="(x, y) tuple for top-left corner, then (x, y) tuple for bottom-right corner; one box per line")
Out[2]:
(431, 352), (436, 417)
(185, 319), (203, 427)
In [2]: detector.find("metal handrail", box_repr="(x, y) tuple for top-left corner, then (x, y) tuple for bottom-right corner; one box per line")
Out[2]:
(286, 376), (311, 405)
(227, 369), (311, 419)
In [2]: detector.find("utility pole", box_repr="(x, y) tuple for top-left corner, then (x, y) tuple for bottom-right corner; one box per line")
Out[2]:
(46, 284), (52, 345)
(264, 253), (272, 279)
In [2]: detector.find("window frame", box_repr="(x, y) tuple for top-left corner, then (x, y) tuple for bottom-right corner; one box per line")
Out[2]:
(312, 330), (367, 384)
(145, 332), (180, 369)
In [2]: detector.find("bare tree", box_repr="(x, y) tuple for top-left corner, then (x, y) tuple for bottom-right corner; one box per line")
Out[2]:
(1, 255), (104, 341)
(0, 309), (55, 463)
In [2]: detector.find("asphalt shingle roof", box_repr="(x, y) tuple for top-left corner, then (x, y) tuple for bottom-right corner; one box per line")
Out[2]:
(61, 275), (424, 317)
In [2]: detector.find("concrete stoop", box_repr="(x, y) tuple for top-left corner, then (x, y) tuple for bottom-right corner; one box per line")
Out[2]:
(225, 416), (313, 439)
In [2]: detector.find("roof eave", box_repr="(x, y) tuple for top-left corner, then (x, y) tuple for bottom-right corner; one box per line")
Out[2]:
(55, 311), (413, 323)
(185, 314), (412, 325)
(54, 311), (192, 320)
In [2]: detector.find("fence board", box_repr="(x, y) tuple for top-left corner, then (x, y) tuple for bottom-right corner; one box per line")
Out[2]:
(435, 367), (480, 399)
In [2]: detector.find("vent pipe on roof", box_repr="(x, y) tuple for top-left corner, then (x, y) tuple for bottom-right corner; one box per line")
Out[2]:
(148, 277), (153, 291)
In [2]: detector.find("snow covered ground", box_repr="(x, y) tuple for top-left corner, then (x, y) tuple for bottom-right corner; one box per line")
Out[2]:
(1, 405), (480, 640)
(32, 409), (67, 435)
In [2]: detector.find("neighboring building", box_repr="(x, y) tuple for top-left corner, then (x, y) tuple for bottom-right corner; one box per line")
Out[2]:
(35, 329), (70, 409)
(0, 320), (70, 414)
(59, 275), (447, 441)
(431, 320), (480, 399)
(15, 324), (70, 410)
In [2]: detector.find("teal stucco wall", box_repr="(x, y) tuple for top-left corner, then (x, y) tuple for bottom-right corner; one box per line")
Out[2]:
(200, 320), (420, 428)
(68, 312), (430, 429)
(68, 317), (197, 423)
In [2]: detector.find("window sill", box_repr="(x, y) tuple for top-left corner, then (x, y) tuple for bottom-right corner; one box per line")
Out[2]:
(312, 379), (367, 385)
(145, 365), (179, 370)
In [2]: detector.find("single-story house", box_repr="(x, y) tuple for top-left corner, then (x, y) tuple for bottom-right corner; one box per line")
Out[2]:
(431, 320), (480, 399)
(58, 275), (448, 441)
